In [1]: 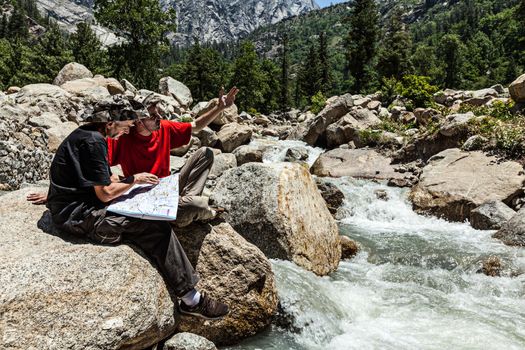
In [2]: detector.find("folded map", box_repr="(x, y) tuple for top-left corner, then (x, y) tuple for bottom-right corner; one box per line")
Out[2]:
(107, 174), (179, 221)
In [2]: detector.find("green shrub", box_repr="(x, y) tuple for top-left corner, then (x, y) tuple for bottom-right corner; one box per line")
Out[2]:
(179, 115), (194, 122)
(310, 91), (326, 115)
(396, 75), (439, 108)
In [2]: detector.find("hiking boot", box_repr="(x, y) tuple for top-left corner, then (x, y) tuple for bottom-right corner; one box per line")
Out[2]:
(179, 293), (229, 320)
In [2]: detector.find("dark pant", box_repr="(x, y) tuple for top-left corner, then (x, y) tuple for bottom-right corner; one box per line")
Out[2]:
(60, 207), (199, 297)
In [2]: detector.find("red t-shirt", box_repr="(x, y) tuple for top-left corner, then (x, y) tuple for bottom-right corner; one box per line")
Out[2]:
(107, 120), (192, 178)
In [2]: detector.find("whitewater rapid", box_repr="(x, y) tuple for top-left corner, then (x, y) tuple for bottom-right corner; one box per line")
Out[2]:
(227, 142), (525, 350)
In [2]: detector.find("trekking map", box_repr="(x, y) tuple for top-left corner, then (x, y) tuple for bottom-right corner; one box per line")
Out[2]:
(107, 174), (179, 221)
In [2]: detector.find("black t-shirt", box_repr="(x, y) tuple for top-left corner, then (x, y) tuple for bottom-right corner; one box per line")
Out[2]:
(47, 124), (111, 224)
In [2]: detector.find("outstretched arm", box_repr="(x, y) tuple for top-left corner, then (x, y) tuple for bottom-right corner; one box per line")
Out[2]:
(94, 173), (160, 203)
(192, 87), (239, 133)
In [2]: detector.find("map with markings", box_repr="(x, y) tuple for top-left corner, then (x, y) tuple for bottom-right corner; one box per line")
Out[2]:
(107, 174), (179, 220)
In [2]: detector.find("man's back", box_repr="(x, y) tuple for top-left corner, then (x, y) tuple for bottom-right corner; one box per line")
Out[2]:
(47, 124), (111, 225)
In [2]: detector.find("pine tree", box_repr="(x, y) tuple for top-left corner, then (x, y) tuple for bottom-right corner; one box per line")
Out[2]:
(279, 32), (290, 112)
(34, 22), (74, 81)
(377, 8), (413, 79)
(69, 22), (108, 74)
(344, 0), (379, 92)
(230, 41), (265, 113)
(7, 5), (29, 40)
(182, 39), (227, 102)
(438, 34), (465, 88)
(318, 31), (332, 94)
(299, 42), (322, 100)
(260, 59), (280, 114)
(0, 14), (8, 38)
(94, 0), (176, 89)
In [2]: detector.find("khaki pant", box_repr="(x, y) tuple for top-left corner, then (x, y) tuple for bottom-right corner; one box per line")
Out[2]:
(175, 147), (215, 227)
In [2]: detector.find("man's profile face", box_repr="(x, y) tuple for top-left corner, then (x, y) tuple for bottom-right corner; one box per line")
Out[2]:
(106, 120), (135, 139)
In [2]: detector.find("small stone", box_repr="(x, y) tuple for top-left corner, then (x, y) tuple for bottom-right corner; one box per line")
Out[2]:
(340, 236), (359, 260)
(163, 332), (217, 350)
(480, 256), (503, 277)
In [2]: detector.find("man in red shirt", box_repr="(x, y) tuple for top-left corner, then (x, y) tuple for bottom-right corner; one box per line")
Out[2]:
(108, 87), (239, 226)
(28, 87), (239, 229)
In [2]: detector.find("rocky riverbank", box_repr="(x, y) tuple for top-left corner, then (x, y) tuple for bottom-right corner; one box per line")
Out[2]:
(1, 62), (525, 349)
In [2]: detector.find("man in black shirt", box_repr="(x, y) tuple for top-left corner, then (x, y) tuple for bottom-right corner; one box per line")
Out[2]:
(47, 96), (228, 320)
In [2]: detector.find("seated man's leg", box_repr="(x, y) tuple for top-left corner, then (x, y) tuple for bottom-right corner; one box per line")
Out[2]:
(95, 214), (199, 296)
(178, 147), (214, 197)
(176, 147), (216, 227)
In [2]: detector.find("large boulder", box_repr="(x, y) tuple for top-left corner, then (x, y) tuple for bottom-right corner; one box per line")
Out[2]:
(232, 144), (266, 165)
(45, 122), (79, 152)
(325, 109), (381, 148)
(303, 94), (354, 146)
(217, 123), (252, 153)
(0, 187), (178, 350)
(410, 149), (525, 221)
(509, 73), (525, 103)
(93, 75), (125, 95)
(28, 112), (62, 129)
(193, 98), (239, 126)
(493, 209), (525, 246)
(14, 84), (78, 120)
(60, 78), (111, 102)
(53, 62), (93, 86)
(163, 333), (217, 350)
(470, 200), (515, 230)
(211, 162), (341, 276)
(311, 148), (404, 181)
(176, 223), (278, 345)
(159, 77), (193, 108)
(209, 153), (237, 178)
(193, 127), (218, 147)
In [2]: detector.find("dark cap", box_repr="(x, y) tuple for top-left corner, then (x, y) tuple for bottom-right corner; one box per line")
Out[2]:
(80, 95), (150, 123)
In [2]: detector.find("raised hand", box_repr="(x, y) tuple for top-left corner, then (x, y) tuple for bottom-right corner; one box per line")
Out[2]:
(218, 86), (239, 109)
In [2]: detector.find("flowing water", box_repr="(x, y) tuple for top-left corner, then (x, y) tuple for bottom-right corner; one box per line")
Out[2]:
(226, 145), (525, 349)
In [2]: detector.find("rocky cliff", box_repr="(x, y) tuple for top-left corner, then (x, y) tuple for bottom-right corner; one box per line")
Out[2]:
(34, 0), (319, 45)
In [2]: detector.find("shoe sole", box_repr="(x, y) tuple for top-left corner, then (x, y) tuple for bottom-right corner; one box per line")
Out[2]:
(179, 310), (229, 321)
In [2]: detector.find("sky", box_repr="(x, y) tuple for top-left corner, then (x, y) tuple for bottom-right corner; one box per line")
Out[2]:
(316, 0), (349, 8)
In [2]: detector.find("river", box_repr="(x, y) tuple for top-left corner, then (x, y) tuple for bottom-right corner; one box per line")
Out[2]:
(227, 140), (525, 350)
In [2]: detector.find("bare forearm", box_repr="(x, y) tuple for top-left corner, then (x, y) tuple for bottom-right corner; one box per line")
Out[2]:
(192, 106), (225, 132)
(94, 180), (134, 203)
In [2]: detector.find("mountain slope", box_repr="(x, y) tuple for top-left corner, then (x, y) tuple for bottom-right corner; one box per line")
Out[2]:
(34, 0), (319, 45)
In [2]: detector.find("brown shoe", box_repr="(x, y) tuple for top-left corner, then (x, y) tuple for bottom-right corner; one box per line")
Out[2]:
(179, 293), (229, 320)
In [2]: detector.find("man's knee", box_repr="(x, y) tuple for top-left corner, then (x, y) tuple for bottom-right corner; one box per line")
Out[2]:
(195, 147), (214, 165)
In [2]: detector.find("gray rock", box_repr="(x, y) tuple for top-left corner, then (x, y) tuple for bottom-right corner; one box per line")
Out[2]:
(45, 122), (79, 152)
(194, 127), (218, 147)
(315, 178), (345, 216)
(303, 93), (354, 145)
(163, 333), (217, 350)
(170, 156), (187, 173)
(0, 187), (178, 350)
(284, 147), (308, 162)
(340, 235), (359, 260)
(176, 223), (278, 345)
(439, 112), (475, 137)
(29, 112), (62, 129)
(470, 200), (515, 230)
(217, 123), (252, 153)
(410, 149), (525, 222)
(212, 162), (341, 276)
(462, 135), (488, 151)
(232, 144), (266, 165)
(53, 62), (93, 86)
(60, 78), (111, 102)
(209, 153), (237, 178)
(137, 89), (182, 116)
(311, 148), (405, 181)
(93, 75), (125, 95)
(325, 109), (381, 148)
(508, 74), (525, 103)
(159, 77), (193, 108)
(121, 79), (138, 94)
(493, 208), (525, 246)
